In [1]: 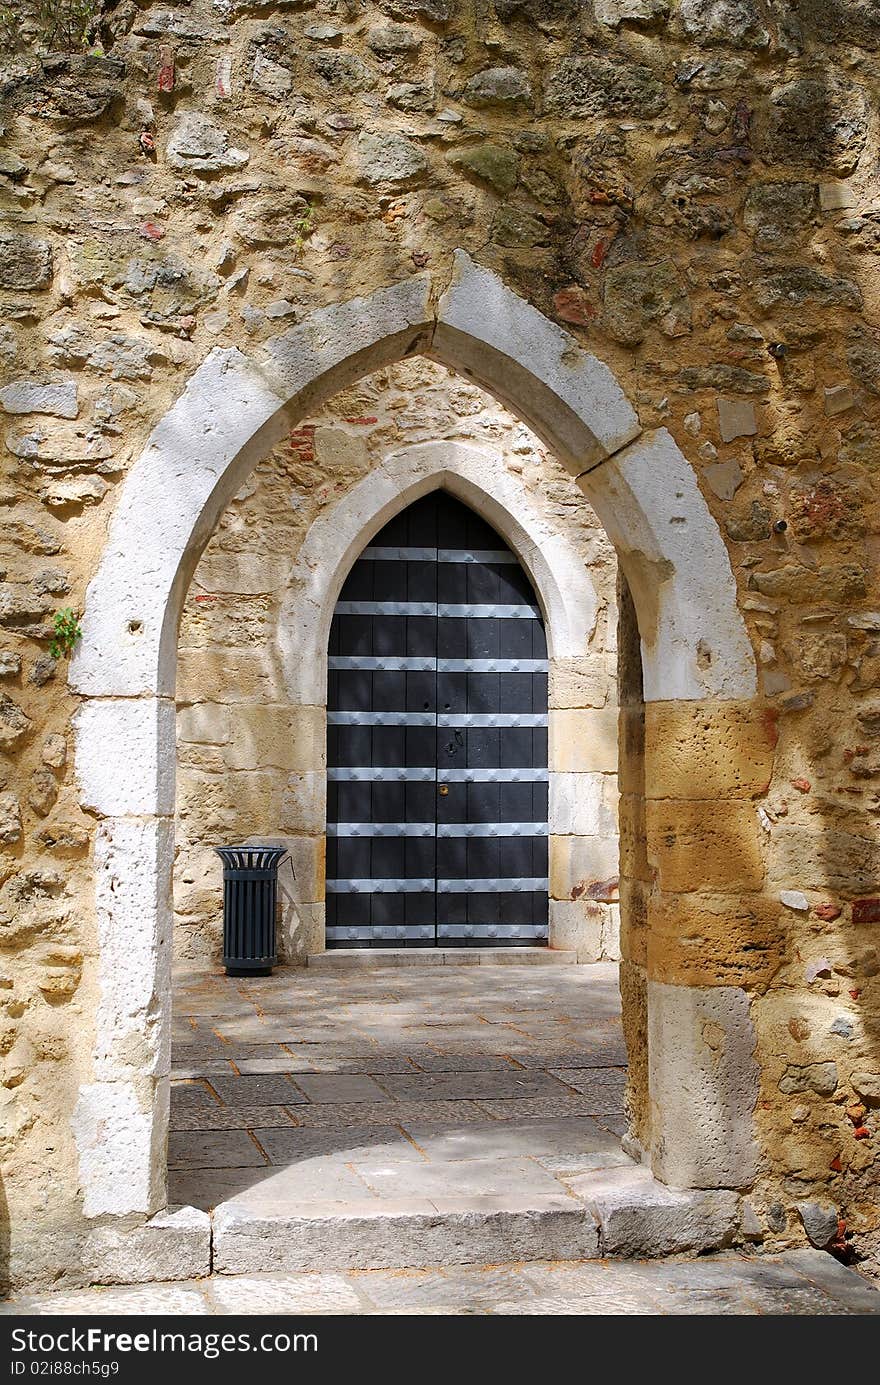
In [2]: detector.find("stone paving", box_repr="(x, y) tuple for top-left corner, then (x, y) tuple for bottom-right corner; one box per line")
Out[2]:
(168, 960), (630, 1216)
(4, 960), (879, 1314)
(4, 1251), (879, 1315)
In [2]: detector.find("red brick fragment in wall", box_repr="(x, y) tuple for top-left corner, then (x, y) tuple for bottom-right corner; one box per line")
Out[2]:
(553, 286), (596, 327)
(814, 903), (841, 922)
(852, 898), (880, 924)
(158, 45), (175, 93)
(289, 426), (316, 463)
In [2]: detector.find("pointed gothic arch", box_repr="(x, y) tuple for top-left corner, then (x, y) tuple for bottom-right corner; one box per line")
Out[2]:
(69, 251), (760, 1222)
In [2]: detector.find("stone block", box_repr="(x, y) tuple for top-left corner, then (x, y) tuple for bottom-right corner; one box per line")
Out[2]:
(819, 182), (856, 211)
(617, 707), (645, 795)
(645, 701), (776, 800)
(548, 657), (610, 709)
(587, 1165), (739, 1256)
(177, 649), (280, 705)
(618, 796), (649, 891)
(93, 817), (174, 1080)
(851, 1071), (880, 1105)
(646, 799), (765, 892)
(550, 708), (618, 773)
(549, 772), (616, 837)
(594, 0), (668, 24)
(224, 705), (325, 772)
(0, 379), (78, 418)
(71, 1078), (167, 1218)
(194, 553), (289, 595)
(462, 66), (532, 109)
(549, 898), (604, 960)
(778, 1062), (838, 1096)
(646, 891), (785, 987)
(648, 980), (759, 1188)
(74, 698), (176, 817)
(213, 1199), (600, 1273)
(717, 397), (757, 443)
(0, 792), (22, 845)
(824, 384), (853, 416)
(0, 232), (52, 290)
(166, 114), (249, 173)
(797, 1201), (839, 1249)
(279, 772), (326, 835)
(41, 476), (109, 509)
(446, 144), (519, 195)
(177, 703), (231, 745)
(84, 1206), (211, 1285)
(769, 825), (880, 895)
(704, 458), (744, 501)
(357, 132), (427, 185)
(550, 835), (620, 901)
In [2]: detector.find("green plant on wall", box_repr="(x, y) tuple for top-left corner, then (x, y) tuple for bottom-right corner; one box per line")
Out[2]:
(0, 0), (100, 53)
(293, 201), (314, 258)
(49, 608), (82, 661)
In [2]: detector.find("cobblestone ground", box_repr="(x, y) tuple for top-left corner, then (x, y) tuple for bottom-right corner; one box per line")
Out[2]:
(166, 960), (630, 1211)
(4, 1252), (880, 1316)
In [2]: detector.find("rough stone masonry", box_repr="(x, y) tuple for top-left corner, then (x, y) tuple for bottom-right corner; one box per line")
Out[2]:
(0, 0), (879, 1290)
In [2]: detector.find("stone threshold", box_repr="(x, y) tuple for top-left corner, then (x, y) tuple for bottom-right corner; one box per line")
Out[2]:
(84, 1166), (744, 1284)
(307, 948), (579, 969)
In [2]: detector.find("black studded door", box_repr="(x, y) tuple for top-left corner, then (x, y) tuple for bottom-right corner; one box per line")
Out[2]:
(326, 492), (548, 948)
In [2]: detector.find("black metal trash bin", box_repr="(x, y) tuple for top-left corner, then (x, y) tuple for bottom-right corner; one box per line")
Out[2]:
(214, 844), (288, 976)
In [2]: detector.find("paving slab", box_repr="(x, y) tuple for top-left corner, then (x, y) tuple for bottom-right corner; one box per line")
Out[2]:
(292, 1099), (490, 1129)
(291, 1073), (392, 1104)
(170, 1104), (298, 1131)
(401, 1117), (617, 1163)
(168, 1130), (267, 1170)
(254, 1125), (423, 1165)
(210, 1073), (308, 1105)
(170, 1080), (221, 1109)
(207, 1273), (362, 1315)
(376, 1070), (570, 1102)
(352, 1155), (571, 1202)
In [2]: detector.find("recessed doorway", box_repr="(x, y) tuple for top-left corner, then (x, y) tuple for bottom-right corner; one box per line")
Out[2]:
(326, 491), (549, 949)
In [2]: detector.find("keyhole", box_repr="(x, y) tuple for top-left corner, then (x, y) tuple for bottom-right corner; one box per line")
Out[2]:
(439, 785), (449, 796)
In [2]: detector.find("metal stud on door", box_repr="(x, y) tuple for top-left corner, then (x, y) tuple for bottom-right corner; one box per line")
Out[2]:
(326, 492), (548, 948)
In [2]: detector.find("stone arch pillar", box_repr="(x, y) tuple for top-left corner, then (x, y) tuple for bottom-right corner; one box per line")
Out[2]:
(70, 251), (764, 1218)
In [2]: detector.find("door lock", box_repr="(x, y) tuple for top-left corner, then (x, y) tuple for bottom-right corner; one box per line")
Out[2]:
(439, 785), (449, 796)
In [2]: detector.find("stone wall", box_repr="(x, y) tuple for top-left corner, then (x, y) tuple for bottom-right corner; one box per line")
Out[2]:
(1, 0), (879, 1288)
(174, 360), (622, 963)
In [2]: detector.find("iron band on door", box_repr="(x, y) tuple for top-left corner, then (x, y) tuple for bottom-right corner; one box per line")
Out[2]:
(326, 491), (549, 948)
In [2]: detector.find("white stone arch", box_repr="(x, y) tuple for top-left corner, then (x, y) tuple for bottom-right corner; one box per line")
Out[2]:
(69, 250), (759, 1221)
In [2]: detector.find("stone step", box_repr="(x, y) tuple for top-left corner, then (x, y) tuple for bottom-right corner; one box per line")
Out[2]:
(307, 947), (578, 969)
(212, 1197), (601, 1274)
(84, 1166), (743, 1282)
(209, 1167), (741, 1276)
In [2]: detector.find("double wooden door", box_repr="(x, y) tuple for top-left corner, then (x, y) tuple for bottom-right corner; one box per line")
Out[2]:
(326, 492), (548, 948)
